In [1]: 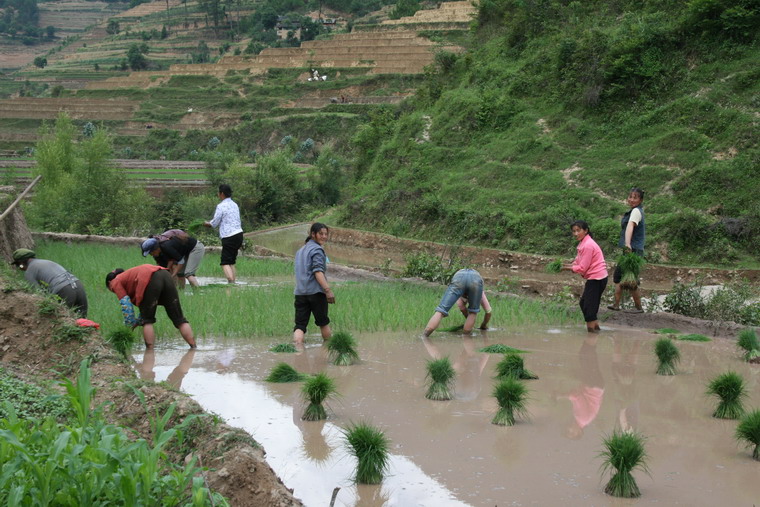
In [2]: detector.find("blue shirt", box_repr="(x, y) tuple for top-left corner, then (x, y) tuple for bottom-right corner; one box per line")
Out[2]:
(294, 239), (327, 295)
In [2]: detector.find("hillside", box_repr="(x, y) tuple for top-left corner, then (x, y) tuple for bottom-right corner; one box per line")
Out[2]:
(339, 0), (760, 266)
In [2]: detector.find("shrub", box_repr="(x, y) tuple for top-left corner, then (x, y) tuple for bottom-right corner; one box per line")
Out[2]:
(402, 252), (464, 284)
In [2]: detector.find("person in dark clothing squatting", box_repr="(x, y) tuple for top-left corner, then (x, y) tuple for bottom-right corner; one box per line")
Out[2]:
(141, 229), (205, 288)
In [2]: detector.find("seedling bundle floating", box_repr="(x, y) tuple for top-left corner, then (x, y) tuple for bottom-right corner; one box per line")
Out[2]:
(327, 331), (360, 366)
(735, 409), (760, 461)
(301, 372), (337, 421)
(706, 371), (746, 420)
(599, 431), (649, 498)
(344, 422), (391, 484)
(494, 353), (538, 380)
(654, 338), (680, 376)
(616, 252), (645, 291)
(425, 357), (456, 401)
(266, 362), (308, 383)
(491, 377), (528, 426)
(737, 329), (760, 362)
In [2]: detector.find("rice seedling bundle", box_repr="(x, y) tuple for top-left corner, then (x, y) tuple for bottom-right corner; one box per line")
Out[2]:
(269, 343), (297, 353)
(735, 409), (760, 461)
(106, 328), (136, 357)
(266, 362), (308, 383)
(494, 353), (538, 380)
(599, 430), (649, 498)
(491, 377), (529, 426)
(425, 357), (456, 401)
(653, 328), (681, 335)
(737, 329), (760, 361)
(545, 259), (562, 273)
(677, 334), (711, 342)
(654, 338), (680, 376)
(344, 422), (391, 484)
(479, 344), (527, 354)
(327, 331), (360, 366)
(301, 372), (337, 421)
(706, 371), (746, 419)
(616, 252), (645, 291)
(440, 324), (465, 333)
(186, 218), (206, 235)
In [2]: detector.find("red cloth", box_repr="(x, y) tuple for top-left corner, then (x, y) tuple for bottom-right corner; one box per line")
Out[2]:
(76, 318), (100, 329)
(109, 264), (165, 306)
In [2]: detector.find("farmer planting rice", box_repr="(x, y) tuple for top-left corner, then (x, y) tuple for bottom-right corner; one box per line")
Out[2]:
(424, 268), (485, 336)
(106, 264), (197, 349)
(293, 223), (334, 346)
(204, 184), (243, 284)
(10, 248), (89, 317)
(562, 220), (608, 333)
(608, 187), (645, 313)
(141, 229), (205, 288)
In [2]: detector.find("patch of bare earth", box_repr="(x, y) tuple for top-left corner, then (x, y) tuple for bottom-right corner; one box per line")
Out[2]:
(0, 282), (302, 506)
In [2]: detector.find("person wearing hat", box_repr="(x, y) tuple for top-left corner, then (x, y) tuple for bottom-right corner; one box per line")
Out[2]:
(105, 264), (196, 349)
(141, 231), (205, 288)
(11, 248), (89, 317)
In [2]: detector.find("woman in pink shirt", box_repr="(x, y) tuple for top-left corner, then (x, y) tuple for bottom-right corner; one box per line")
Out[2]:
(564, 220), (608, 333)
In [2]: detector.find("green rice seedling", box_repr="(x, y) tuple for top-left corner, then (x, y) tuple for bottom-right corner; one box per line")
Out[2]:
(425, 357), (456, 401)
(735, 409), (760, 461)
(677, 334), (711, 342)
(186, 218), (206, 235)
(737, 329), (760, 361)
(479, 344), (527, 354)
(616, 252), (645, 291)
(301, 372), (337, 421)
(653, 328), (681, 335)
(599, 430), (649, 498)
(494, 353), (538, 380)
(266, 362), (309, 383)
(344, 422), (391, 484)
(107, 328), (137, 357)
(440, 324), (465, 332)
(269, 343), (297, 353)
(545, 259), (562, 273)
(491, 377), (529, 426)
(654, 338), (680, 375)
(327, 331), (360, 366)
(706, 371), (747, 419)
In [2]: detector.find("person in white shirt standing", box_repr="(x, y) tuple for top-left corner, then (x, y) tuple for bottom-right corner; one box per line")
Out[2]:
(204, 184), (244, 284)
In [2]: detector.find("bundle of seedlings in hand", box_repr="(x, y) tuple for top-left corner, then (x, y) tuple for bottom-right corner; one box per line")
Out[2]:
(494, 353), (538, 380)
(491, 377), (529, 426)
(545, 259), (562, 273)
(425, 357), (456, 401)
(479, 344), (527, 354)
(327, 331), (360, 366)
(737, 329), (760, 362)
(706, 371), (746, 419)
(186, 218), (206, 235)
(269, 343), (297, 353)
(654, 338), (680, 376)
(107, 328), (136, 357)
(344, 422), (391, 484)
(616, 252), (645, 291)
(599, 430), (649, 498)
(266, 362), (308, 383)
(301, 372), (337, 421)
(735, 409), (760, 461)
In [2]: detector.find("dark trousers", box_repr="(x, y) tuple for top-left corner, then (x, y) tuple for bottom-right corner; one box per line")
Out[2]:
(580, 277), (608, 322)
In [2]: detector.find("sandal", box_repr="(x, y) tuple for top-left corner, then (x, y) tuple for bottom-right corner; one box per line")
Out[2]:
(626, 308), (644, 314)
(607, 305), (620, 311)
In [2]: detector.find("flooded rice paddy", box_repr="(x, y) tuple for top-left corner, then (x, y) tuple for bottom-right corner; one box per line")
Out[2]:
(136, 326), (759, 506)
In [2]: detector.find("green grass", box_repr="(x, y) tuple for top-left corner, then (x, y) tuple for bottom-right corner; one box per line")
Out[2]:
(735, 409), (760, 461)
(491, 377), (528, 426)
(343, 422), (391, 484)
(269, 343), (297, 353)
(425, 357), (455, 401)
(0, 368), (70, 420)
(676, 333), (711, 342)
(653, 328), (681, 335)
(706, 371), (747, 420)
(599, 431), (649, 498)
(654, 338), (680, 375)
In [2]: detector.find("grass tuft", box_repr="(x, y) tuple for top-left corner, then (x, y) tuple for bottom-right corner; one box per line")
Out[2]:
(344, 422), (391, 484)
(599, 430), (649, 498)
(654, 338), (680, 375)
(269, 343), (297, 353)
(326, 331), (360, 366)
(653, 328), (682, 335)
(425, 357), (456, 401)
(479, 344), (527, 354)
(735, 409), (760, 461)
(107, 328), (137, 357)
(301, 372), (337, 421)
(266, 362), (308, 383)
(491, 377), (529, 426)
(737, 329), (760, 361)
(706, 371), (746, 419)
(494, 353), (538, 380)
(677, 333), (711, 342)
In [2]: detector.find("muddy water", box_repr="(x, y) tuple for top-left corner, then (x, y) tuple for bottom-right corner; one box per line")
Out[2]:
(136, 327), (760, 506)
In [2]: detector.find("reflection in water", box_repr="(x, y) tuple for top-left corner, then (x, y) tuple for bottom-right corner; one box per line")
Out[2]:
(139, 348), (196, 389)
(421, 336), (491, 401)
(611, 335), (642, 432)
(559, 336), (604, 440)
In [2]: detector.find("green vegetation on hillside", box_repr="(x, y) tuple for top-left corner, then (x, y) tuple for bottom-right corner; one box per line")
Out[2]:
(339, 0), (760, 265)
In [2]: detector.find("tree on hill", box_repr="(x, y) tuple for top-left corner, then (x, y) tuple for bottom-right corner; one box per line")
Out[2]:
(126, 43), (149, 70)
(106, 20), (120, 35)
(33, 56), (46, 68)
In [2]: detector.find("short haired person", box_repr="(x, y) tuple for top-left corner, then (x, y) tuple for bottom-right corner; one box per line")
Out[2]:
(424, 268), (484, 337)
(204, 184), (244, 284)
(141, 230), (205, 288)
(608, 188), (645, 313)
(105, 264), (196, 349)
(293, 223), (334, 346)
(11, 248), (88, 317)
